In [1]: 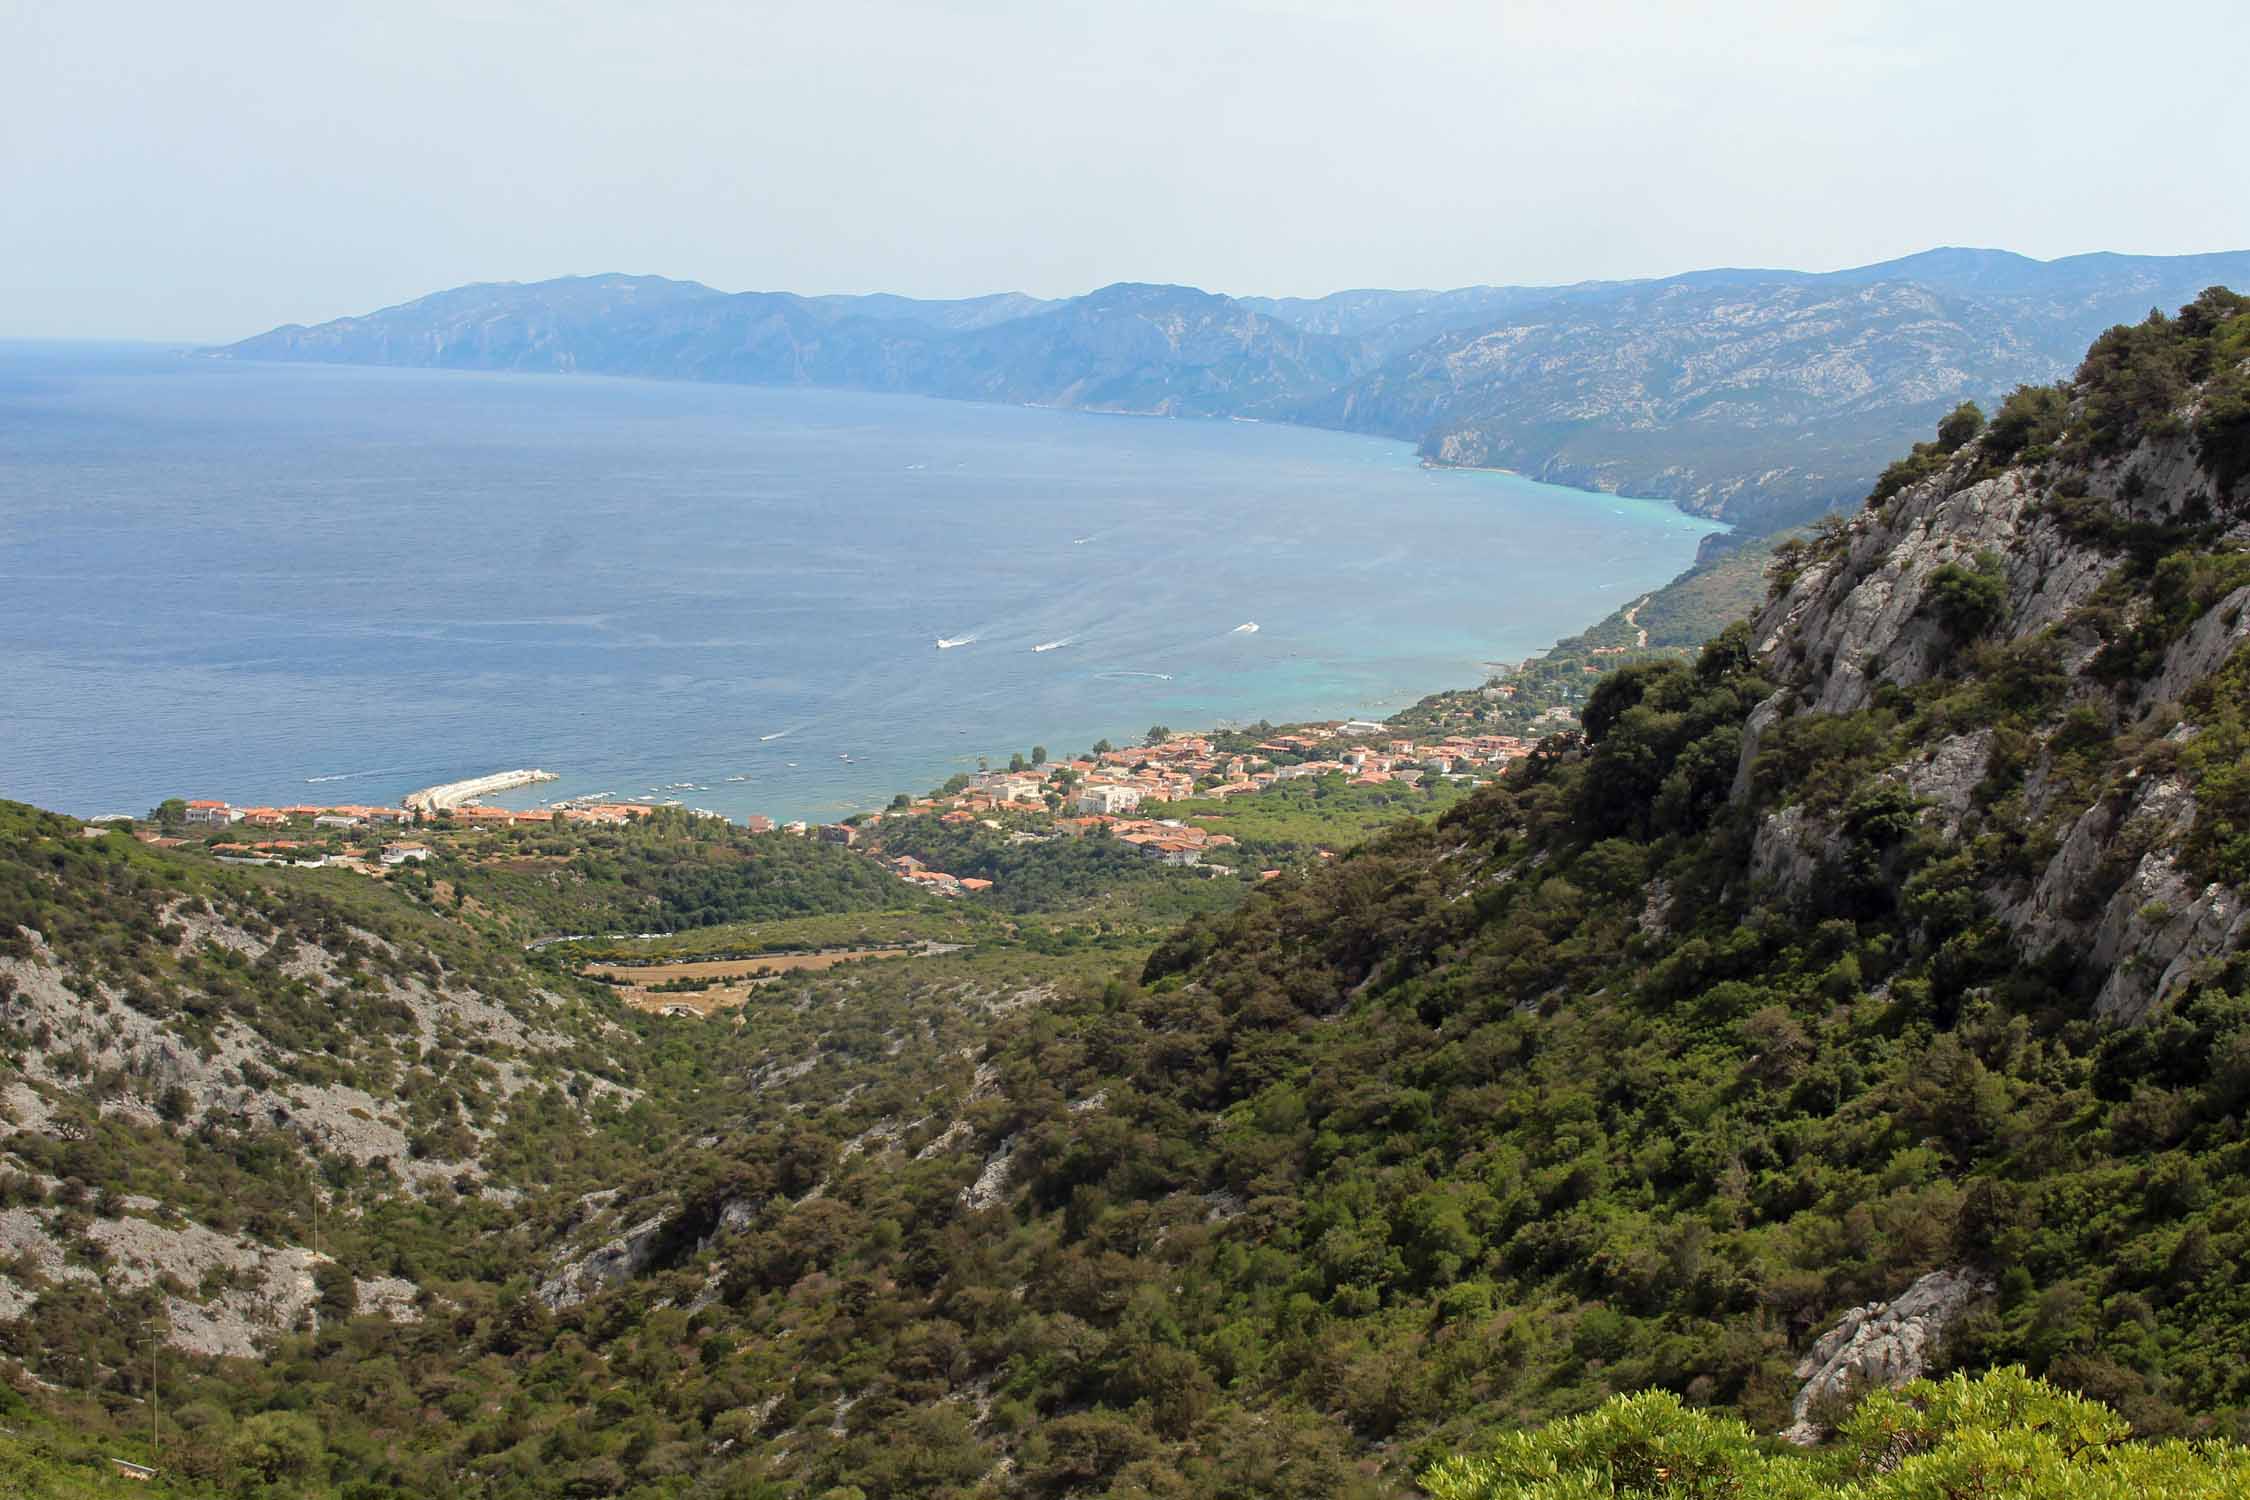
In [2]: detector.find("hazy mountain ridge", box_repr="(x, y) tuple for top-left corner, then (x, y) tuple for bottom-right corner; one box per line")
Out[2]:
(1235, 284), (1596, 359)
(220, 247), (2250, 531)
(909, 281), (1373, 415)
(227, 276), (1358, 418)
(1300, 277), (2050, 531)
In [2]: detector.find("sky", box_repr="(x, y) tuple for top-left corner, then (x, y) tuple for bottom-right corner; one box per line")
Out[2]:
(4, 0), (2246, 341)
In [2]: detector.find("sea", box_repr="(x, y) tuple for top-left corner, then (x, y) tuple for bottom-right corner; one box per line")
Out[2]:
(0, 341), (1725, 824)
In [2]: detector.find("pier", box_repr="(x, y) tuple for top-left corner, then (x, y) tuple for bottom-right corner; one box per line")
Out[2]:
(403, 768), (558, 813)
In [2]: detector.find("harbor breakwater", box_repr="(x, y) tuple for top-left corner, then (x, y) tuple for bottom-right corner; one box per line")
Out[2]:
(404, 768), (557, 813)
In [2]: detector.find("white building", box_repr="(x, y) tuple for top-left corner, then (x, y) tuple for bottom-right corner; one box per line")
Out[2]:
(1075, 784), (1143, 816)
(380, 843), (432, 865)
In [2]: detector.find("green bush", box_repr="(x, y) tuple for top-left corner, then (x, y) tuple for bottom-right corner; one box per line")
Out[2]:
(1921, 552), (2008, 640)
(1424, 1369), (2250, 1499)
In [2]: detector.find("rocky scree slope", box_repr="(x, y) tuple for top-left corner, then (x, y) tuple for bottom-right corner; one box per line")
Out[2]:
(0, 805), (641, 1363)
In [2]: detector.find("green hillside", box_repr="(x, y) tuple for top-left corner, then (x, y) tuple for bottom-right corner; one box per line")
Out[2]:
(6, 292), (2250, 1496)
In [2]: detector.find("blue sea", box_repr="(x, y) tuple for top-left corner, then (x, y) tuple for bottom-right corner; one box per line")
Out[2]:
(0, 342), (1724, 823)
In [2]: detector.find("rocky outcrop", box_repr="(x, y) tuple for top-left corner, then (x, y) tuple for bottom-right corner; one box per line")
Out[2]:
(0, 1199), (416, 1358)
(1998, 771), (2250, 1024)
(1748, 470), (2091, 717)
(960, 1135), (1019, 1213)
(1, 906), (634, 1194)
(537, 1212), (672, 1310)
(1731, 377), (2249, 1023)
(1899, 729), (1995, 840)
(2143, 582), (2250, 710)
(1749, 805), (1842, 896)
(1781, 1269), (1993, 1444)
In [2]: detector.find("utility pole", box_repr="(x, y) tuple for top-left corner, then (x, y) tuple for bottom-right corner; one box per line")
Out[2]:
(139, 1311), (163, 1463)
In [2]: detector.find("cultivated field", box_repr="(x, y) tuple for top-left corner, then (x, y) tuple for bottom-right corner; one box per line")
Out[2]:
(583, 947), (915, 1014)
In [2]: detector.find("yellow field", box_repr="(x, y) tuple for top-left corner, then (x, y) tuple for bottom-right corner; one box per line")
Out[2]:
(584, 948), (913, 1014)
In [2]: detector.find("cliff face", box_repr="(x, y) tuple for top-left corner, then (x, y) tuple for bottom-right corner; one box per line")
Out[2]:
(1736, 299), (2250, 1023)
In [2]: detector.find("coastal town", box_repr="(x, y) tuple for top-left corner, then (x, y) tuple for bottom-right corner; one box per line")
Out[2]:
(814, 719), (1545, 894)
(141, 719), (1551, 897)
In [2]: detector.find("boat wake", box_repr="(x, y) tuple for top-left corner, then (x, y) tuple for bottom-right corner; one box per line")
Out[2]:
(1101, 670), (1173, 681)
(936, 634), (976, 649)
(1032, 636), (1075, 653)
(1232, 621), (1259, 634)
(304, 768), (397, 784)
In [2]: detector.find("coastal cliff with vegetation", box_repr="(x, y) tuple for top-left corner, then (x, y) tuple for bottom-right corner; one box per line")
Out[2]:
(9, 294), (2250, 1495)
(219, 248), (2250, 531)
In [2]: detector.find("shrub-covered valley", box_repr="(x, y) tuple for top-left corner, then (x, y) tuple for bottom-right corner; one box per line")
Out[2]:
(6, 291), (2250, 1497)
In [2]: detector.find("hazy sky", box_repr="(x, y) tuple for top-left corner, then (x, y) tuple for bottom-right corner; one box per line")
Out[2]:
(5, 0), (2246, 340)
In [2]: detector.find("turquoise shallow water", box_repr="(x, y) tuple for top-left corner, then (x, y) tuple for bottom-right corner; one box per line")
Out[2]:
(0, 343), (1723, 823)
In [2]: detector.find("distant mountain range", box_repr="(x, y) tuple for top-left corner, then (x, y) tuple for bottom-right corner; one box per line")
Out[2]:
(217, 246), (2250, 531)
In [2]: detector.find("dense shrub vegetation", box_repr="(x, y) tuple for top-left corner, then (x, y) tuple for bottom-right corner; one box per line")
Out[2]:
(447, 806), (917, 936)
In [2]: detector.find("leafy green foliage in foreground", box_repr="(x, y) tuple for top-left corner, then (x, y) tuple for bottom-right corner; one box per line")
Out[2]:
(1425, 1369), (2250, 1499)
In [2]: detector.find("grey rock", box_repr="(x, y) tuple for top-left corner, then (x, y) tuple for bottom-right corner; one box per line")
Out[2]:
(1901, 730), (1995, 840)
(1749, 805), (1841, 896)
(2144, 583), (2250, 711)
(1782, 1269), (1992, 1444)
(960, 1135), (1019, 1213)
(538, 1212), (672, 1310)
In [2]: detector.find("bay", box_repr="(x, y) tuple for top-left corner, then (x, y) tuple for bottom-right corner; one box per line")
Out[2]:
(0, 342), (1724, 823)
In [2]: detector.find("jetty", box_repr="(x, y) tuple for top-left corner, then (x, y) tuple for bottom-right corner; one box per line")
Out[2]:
(404, 768), (557, 813)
